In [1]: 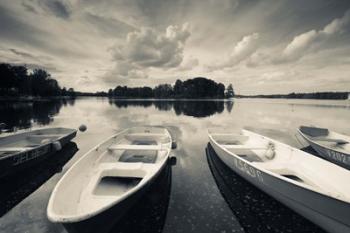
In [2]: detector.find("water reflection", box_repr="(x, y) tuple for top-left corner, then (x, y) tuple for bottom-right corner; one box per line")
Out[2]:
(206, 143), (325, 233)
(1, 98), (348, 233)
(0, 99), (75, 132)
(108, 100), (227, 118)
(226, 100), (234, 113)
(109, 164), (172, 233)
(0, 142), (78, 217)
(109, 100), (154, 109)
(173, 101), (224, 117)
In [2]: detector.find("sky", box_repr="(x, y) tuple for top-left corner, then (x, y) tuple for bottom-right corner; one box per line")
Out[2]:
(0, 0), (350, 94)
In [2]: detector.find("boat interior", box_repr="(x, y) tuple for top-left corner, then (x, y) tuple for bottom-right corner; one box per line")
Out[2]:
(211, 133), (275, 163)
(50, 127), (172, 218)
(300, 126), (329, 137)
(102, 127), (172, 164)
(300, 126), (349, 145)
(210, 130), (350, 202)
(0, 128), (75, 158)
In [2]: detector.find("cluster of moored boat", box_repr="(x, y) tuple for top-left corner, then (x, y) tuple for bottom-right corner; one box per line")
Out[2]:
(0, 125), (349, 233)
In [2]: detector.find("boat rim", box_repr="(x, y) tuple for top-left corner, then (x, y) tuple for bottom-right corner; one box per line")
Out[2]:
(47, 127), (172, 223)
(208, 129), (350, 204)
(298, 128), (350, 155)
(0, 127), (77, 161)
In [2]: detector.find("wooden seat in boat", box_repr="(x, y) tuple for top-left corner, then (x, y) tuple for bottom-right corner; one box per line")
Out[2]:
(131, 140), (157, 145)
(119, 150), (157, 163)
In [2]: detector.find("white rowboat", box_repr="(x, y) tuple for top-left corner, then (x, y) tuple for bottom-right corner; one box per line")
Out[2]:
(208, 129), (350, 233)
(298, 126), (350, 170)
(47, 127), (172, 233)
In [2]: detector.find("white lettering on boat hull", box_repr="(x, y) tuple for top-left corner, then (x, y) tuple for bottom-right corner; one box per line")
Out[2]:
(12, 145), (50, 166)
(231, 155), (264, 183)
(324, 149), (349, 165)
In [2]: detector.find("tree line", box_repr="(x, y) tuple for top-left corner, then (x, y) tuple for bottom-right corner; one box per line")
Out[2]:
(0, 63), (75, 97)
(237, 92), (349, 100)
(2, 62), (348, 100)
(108, 77), (235, 99)
(0, 63), (235, 99)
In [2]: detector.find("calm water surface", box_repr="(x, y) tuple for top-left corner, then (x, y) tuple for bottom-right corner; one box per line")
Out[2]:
(0, 98), (349, 233)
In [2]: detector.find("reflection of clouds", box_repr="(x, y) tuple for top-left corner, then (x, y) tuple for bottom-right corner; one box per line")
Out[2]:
(259, 116), (281, 125)
(2, 98), (350, 233)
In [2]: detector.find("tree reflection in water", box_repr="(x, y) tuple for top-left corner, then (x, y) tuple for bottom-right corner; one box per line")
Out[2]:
(226, 100), (234, 113)
(0, 99), (75, 132)
(109, 100), (228, 118)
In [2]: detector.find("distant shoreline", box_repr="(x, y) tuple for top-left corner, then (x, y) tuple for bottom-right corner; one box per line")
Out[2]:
(236, 91), (349, 100)
(107, 97), (231, 101)
(1, 91), (349, 101)
(1, 97), (349, 102)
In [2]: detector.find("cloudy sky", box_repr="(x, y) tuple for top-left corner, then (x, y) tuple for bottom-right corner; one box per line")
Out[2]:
(0, 0), (350, 94)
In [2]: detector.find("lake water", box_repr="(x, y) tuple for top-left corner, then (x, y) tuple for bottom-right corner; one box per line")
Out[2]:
(0, 98), (349, 233)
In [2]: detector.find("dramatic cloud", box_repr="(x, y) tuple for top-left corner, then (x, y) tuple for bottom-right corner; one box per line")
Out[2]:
(83, 12), (135, 38)
(230, 33), (260, 63)
(207, 33), (260, 71)
(108, 23), (190, 80)
(0, 1), (350, 93)
(322, 10), (350, 35)
(281, 30), (318, 62)
(278, 10), (350, 63)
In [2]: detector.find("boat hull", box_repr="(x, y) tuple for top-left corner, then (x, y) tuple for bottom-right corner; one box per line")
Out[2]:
(62, 159), (169, 233)
(299, 133), (350, 170)
(209, 138), (350, 233)
(0, 130), (76, 178)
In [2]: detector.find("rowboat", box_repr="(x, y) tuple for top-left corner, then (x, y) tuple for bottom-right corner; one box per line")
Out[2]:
(47, 127), (173, 233)
(206, 144), (323, 232)
(298, 126), (350, 170)
(0, 127), (77, 178)
(208, 129), (350, 233)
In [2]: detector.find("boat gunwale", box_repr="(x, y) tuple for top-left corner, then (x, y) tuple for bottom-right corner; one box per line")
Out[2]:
(47, 127), (172, 223)
(208, 129), (350, 204)
(0, 127), (77, 161)
(298, 128), (350, 156)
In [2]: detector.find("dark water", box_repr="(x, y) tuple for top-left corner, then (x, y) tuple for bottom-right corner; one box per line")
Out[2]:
(0, 97), (349, 233)
(0, 142), (78, 217)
